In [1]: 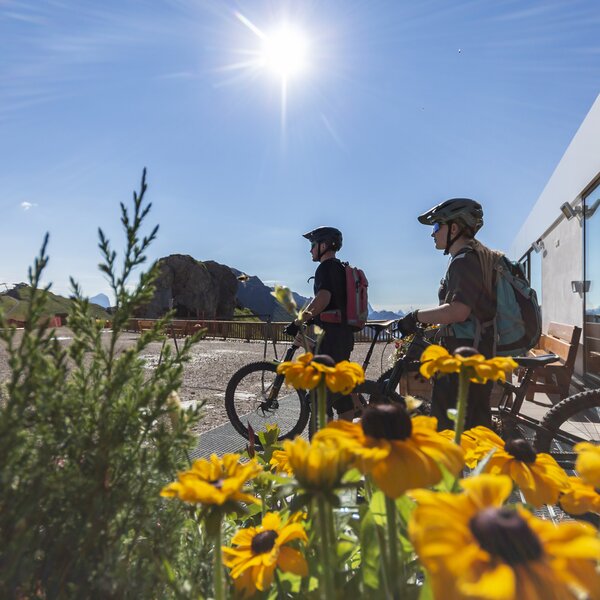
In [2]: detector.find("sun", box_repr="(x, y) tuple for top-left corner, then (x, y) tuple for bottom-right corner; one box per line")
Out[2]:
(260, 24), (308, 80)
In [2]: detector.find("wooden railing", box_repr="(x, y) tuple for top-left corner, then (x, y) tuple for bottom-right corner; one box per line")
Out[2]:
(126, 319), (396, 344)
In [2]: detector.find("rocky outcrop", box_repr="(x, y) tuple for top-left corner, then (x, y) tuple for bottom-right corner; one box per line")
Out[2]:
(138, 255), (237, 319)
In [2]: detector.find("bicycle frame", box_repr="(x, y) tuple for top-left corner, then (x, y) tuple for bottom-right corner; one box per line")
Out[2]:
(494, 361), (581, 465)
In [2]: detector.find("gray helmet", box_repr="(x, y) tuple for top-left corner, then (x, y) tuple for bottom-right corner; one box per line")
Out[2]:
(418, 198), (484, 234)
(302, 226), (343, 251)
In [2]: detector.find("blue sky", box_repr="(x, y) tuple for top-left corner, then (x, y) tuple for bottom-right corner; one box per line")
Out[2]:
(1, 0), (599, 311)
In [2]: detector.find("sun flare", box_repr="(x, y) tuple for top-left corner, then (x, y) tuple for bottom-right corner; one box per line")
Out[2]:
(260, 25), (308, 80)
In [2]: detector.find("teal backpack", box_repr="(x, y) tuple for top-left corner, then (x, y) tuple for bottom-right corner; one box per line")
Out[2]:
(446, 255), (541, 357)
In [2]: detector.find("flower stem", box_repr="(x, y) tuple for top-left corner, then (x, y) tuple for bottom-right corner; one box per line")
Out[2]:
(213, 521), (224, 600)
(454, 369), (471, 445)
(367, 478), (391, 599)
(385, 495), (402, 599)
(310, 389), (318, 436)
(317, 494), (336, 600)
(317, 379), (327, 431)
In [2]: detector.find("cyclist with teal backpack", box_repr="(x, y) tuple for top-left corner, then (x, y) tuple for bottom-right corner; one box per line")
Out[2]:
(397, 198), (507, 430)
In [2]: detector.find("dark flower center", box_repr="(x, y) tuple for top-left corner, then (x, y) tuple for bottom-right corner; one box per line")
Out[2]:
(251, 529), (278, 554)
(209, 478), (224, 490)
(454, 346), (479, 357)
(469, 507), (543, 565)
(312, 354), (336, 367)
(504, 438), (537, 464)
(361, 404), (412, 440)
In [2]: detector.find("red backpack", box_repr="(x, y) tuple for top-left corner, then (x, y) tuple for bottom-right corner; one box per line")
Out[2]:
(320, 262), (369, 331)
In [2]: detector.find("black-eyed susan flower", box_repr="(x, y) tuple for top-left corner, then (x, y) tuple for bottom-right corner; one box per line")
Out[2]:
(276, 352), (365, 394)
(282, 436), (351, 492)
(409, 474), (600, 600)
(316, 404), (464, 498)
(559, 475), (600, 515)
(464, 426), (568, 507)
(160, 453), (262, 506)
(419, 344), (518, 383)
(222, 511), (308, 598)
(439, 428), (479, 458)
(575, 442), (600, 488)
(269, 449), (293, 476)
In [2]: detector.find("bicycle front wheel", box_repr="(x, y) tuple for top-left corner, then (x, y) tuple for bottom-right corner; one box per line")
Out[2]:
(534, 389), (600, 466)
(225, 361), (310, 442)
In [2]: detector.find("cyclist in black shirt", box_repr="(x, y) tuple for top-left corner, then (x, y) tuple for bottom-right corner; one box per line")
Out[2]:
(292, 226), (356, 420)
(397, 199), (502, 430)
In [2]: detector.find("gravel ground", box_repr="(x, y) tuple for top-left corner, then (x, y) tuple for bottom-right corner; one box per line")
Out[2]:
(0, 327), (397, 435)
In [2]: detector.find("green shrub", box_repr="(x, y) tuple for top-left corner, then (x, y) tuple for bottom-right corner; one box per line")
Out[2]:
(0, 171), (208, 599)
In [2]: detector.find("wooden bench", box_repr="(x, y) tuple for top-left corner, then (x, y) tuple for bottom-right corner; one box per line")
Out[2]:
(585, 321), (600, 373)
(524, 322), (582, 400)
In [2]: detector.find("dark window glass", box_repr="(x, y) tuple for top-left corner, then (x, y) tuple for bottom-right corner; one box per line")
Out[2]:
(584, 181), (600, 382)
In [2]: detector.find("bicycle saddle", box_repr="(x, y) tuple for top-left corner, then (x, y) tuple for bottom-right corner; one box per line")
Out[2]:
(366, 320), (396, 333)
(512, 354), (559, 368)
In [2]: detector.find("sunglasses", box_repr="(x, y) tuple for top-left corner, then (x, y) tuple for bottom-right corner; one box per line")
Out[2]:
(311, 241), (319, 248)
(432, 222), (443, 234)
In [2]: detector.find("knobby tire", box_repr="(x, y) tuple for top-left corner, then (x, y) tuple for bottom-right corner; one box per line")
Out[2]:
(225, 361), (310, 443)
(534, 389), (600, 458)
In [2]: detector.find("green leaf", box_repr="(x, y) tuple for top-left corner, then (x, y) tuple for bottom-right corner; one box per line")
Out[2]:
(418, 575), (434, 600)
(368, 490), (387, 528)
(470, 447), (497, 476)
(359, 508), (381, 590)
(395, 494), (416, 524)
(434, 462), (457, 493)
(341, 467), (363, 484)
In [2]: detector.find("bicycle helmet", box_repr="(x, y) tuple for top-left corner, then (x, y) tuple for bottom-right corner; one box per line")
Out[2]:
(418, 198), (483, 255)
(302, 226), (343, 251)
(418, 198), (483, 233)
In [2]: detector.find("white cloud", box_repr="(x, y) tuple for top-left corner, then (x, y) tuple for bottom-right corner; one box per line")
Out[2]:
(20, 201), (38, 211)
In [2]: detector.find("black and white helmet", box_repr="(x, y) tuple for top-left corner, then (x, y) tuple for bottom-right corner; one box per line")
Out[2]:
(302, 226), (343, 251)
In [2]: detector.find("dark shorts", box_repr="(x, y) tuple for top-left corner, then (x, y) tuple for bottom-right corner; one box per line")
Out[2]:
(318, 326), (355, 415)
(431, 336), (494, 431)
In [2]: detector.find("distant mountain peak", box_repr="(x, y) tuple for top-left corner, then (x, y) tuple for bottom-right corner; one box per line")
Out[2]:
(90, 293), (110, 308)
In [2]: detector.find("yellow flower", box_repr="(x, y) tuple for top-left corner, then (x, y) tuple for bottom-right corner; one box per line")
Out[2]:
(277, 352), (365, 394)
(160, 453), (262, 506)
(559, 476), (600, 515)
(575, 442), (600, 488)
(419, 345), (517, 383)
(316, 404), (464, 498)
(269, 449), (294, 476)
(439, 428), (479, 459)
(271, 284), (298, 316)
(282, 436), (351, 491)
(409, 474), (600, 600)
(222, 512), (308, 599)
(464, 426), (569, 507)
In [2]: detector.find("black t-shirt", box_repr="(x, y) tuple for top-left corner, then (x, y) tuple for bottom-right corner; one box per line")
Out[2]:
(313, 258), (347, 328)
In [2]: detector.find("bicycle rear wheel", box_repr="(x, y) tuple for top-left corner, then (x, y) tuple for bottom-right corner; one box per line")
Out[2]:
(225, 361), (310, 442)
(534, 389), (600, 467)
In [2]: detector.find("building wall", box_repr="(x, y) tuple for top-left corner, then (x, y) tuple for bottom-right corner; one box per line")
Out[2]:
(540, 215), (584, 331)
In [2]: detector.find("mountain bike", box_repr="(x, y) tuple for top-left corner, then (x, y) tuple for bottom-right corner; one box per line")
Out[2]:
(224, 320), (403, 443)
(348, 326), (599, 469)
(225, 321), (600, 465)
